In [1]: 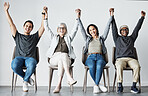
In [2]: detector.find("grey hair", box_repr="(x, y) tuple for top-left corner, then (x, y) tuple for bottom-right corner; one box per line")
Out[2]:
(57, 23), (67, 32)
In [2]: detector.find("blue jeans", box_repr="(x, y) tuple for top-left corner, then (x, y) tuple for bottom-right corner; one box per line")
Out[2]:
(11, 56), (37, 82)
(85, 54), (106, 85)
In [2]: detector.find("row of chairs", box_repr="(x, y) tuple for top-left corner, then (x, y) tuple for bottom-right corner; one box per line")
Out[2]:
(11, 47), (141, 93)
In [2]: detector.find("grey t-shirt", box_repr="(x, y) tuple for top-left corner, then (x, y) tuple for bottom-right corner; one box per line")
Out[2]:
(13, 31), (40, 60)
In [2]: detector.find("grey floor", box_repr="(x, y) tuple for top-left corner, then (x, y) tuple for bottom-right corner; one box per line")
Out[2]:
(0, 86), (148, 96)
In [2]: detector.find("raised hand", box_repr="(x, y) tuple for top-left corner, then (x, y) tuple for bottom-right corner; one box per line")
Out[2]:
(75, 9), (81, 18)
(109, 8), (114, 16)
(43, 6), (48, 14)
(4, 2), (10, 11)
(141, 11), (146, 17)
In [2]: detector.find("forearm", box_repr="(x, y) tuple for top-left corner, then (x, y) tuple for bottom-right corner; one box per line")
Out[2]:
(131, 16), (145, 39)
(5, 10), (16, 36)
(102, 16), (113, 40)
(44, 18), (54, 39)
(78, 18), (88, 41)
(112, 16), (119, 41)
(38, 15), (45, 37)
(69, 18), (79, 41)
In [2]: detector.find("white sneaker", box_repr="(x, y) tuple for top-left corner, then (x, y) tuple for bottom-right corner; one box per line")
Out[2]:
(28, 78), (34, 86)
(93, 85), (100, 94)
(23, 81), (28, 92)
(99, 85), (107, 92)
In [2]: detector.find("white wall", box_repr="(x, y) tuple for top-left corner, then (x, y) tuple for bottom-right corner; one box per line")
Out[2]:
(0, 0), (148, 87)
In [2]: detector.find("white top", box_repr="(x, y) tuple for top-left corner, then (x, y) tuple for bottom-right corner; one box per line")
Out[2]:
(44, 19), (79, 59)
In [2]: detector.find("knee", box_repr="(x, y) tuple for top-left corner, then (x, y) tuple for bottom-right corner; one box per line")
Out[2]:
(96, 60), (105, 69)
(27, 64), (36, 72)
(11, 59), (21, 72)
(87, 64), (94, 70)
(11, 64), (18, 72)
(115, 63), (123, 70)
(134, 65), (140, 70)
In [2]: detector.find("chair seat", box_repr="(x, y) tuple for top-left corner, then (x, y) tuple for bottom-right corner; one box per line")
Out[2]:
(49, 65), (73, 70)
(123, 67), (132, 70)
(84, 65), (110, 69)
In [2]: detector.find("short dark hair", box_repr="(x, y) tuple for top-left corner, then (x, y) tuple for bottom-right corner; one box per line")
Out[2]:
(23, 20), (34, 29)
(87, 24), (99, 36)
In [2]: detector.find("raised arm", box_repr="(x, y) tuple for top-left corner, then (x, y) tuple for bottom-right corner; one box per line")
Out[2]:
(43, 7), (54, 39)
(101, 8), (114, 41)
(69, 9), (81, 41)
(76, 9), (88, 41)
(130, 11), (145, 42)
(4, 2), (17, 37)
(111, 8), (119, 42)
(38, 6), (47, 38)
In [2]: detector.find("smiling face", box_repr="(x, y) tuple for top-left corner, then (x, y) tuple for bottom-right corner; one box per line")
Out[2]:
(57, 24), (67, 37)
(120, 27), (129, 37)
(23, 22), (33, 35)
(89, 26), (98, 37)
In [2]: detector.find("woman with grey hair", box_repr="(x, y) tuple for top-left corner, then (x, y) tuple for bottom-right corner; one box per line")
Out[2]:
(43, 7), (79, 93)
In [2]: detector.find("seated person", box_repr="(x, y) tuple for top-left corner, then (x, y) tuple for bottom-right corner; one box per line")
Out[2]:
(110, 8), (146, 94)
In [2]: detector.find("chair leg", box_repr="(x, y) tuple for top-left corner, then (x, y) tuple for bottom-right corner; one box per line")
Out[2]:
(70, 67), (73, 93)
(116, 74), (118, 93)
(112, 70), (117, 92)
(139, 74), (141, 93)
(106, 68), (110, 92)
(48, 67), (53, 93)
(102, 69), (106, 87)
(11, 72), (14, 92)
(83, 68), (88, 92)
(14, 74), (17, 91)
(34, 70), (37, 92)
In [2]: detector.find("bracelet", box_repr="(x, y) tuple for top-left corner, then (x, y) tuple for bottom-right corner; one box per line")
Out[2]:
(42, 12), (45, 15)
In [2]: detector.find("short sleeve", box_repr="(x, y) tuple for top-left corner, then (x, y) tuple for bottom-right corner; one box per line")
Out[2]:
(12, 30), (19, 41)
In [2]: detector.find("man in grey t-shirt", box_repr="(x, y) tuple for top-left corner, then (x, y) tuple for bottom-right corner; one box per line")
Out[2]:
(4, 2), (47, 92)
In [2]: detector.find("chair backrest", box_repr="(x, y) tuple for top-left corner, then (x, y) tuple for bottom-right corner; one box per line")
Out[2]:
(82, 46), (108, 65)
(12, 46), (39, 63)
(112, 47), (138, 66)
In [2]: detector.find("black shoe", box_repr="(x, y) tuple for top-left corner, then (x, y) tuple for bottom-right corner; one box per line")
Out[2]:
(131, 86), (139, 94)
(117, 86), (123, 93)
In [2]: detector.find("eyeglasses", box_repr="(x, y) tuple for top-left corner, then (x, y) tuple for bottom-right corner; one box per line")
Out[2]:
(58, 27), (66, 30)
(121, 28), (128, 31)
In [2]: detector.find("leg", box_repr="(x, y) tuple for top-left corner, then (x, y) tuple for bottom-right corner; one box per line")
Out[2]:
(85, 56), (96, 83)
(128, 58), (140, 93)
(115, 58), (127, 93)
(61, 53), (76, 85)
(53, 60), (64, 93)
(115, 58), (127, 83)
(95, 59), (106, 85)
(128, 58), (140, 83)
(11, 57), (25, 78)
(24, 57), (37, 82)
